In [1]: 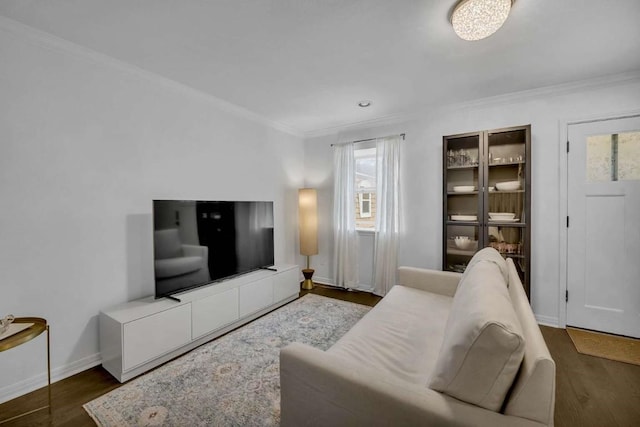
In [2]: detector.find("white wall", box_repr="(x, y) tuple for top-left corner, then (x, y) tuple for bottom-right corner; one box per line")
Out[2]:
(0, 23), (304, 402)
(304, 77), (640, 324)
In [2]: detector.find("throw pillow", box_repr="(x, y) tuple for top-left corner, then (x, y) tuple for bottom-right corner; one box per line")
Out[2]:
(428, 260), (525, 411)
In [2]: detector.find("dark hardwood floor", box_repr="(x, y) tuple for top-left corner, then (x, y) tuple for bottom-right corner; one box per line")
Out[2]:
(1, 285), (638, 426)
(541, 326), (640, 426)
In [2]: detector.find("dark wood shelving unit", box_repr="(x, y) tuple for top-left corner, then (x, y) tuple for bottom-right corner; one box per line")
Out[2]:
(443, 125), (531, 297)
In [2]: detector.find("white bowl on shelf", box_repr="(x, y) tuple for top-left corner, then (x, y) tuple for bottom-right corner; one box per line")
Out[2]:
(489, 212), (516, 220)
(495, 181), (520, 191)
(454, 236), (475, 250)
(452, 185), (475, 193)
(450, 214), (477, 221)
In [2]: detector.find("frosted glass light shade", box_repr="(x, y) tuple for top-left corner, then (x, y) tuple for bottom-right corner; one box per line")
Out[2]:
(298, 188), (318, 256)
(451, 0), (512, 41)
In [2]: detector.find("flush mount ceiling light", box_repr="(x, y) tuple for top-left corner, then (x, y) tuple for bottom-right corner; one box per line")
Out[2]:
(358, 100), (372, 107)
(451, 0), (512, 41)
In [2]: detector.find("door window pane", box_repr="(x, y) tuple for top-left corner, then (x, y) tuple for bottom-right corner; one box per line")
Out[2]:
(587, 131), (640, 181)
(586, 134), (612, 181)
(618, 131), (640, 180)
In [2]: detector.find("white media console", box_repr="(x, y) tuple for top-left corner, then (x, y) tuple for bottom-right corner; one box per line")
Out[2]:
(100, 264), (299, 382)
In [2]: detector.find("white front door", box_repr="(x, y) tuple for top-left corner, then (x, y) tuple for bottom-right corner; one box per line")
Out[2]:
(567, 116), (640, 338)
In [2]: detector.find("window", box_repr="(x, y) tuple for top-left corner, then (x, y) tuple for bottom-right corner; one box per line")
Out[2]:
(587, 131), (640, 181)
(359, 193), (372, 218)
(355, 147), (376, 229)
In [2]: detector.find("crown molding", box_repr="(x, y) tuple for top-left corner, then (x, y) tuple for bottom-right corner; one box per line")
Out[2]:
(3, 15), (638, 141)
(303, 70), (640, 139)
(303, 112), (412, 139)
(440, 70), (640, 113)
(0, 15), (303, 138)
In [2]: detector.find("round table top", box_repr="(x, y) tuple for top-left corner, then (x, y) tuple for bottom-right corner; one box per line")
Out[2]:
(0, 317), (47, 352)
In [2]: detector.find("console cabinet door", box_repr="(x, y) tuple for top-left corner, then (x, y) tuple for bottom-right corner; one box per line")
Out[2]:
(239, 278), (273, 317)
(273, 268), (300, 302)
(122, 304), (191, 371)
(192, 287), (239, 339)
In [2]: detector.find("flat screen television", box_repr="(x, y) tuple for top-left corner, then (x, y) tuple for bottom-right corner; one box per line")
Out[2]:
(153, 200), (274, 299)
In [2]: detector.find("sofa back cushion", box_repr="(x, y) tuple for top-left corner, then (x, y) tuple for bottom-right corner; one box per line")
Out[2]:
(154, 229), (183, 260)
(428, 255), (525, 411)
(458, 247), (509, 289)
(503, 258), (556, 424)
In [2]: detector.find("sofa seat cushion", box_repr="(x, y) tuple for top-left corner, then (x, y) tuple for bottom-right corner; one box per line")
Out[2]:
(428, 257), (525, 412)
(328, 285), (452, 385)
(154, 256), (203, 279)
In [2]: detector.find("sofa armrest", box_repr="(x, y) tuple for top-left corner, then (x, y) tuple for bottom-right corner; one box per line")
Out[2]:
(398, 266), (461, 297)
(280, 343), (545, 427)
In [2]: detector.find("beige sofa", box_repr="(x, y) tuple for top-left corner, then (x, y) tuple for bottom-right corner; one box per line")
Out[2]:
(280, 248), (555, 426)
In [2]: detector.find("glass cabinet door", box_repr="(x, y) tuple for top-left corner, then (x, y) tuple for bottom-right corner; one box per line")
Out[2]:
(486, 128), (527, 225)
(443, 133), (482, 273)
(485, 127), (530, 290)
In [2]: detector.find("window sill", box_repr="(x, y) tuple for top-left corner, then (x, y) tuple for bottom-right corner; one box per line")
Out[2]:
(356, 228), (376, 234)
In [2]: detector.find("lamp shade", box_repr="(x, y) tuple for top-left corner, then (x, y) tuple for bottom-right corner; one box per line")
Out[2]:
(298, 188), (318, 256)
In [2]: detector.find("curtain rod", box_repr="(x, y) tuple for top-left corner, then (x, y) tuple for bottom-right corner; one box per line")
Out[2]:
(330, 133), (405, 146)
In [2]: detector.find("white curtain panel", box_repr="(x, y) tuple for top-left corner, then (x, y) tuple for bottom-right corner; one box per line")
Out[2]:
(332, 143), (360, 288)
(373, 136), (401, 296)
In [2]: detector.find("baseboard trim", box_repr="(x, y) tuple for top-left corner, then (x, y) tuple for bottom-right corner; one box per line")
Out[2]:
(313, 276), (374, 293)
(535, 314), (560, 328)
(0, 353), (102, 405)
(314, 276), (336, 287)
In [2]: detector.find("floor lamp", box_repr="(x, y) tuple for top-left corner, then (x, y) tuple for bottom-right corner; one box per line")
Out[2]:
(299, 188), (318, 290)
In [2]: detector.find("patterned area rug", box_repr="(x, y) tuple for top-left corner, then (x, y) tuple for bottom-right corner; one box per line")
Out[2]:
(84, 294), (370, 426)
(567, 327), (640, 366)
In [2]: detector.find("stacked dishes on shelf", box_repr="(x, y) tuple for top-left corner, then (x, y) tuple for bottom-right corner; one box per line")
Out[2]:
(488, 212), (519, 223)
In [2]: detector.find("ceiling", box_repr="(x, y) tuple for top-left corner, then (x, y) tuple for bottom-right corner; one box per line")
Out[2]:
(1, 1), (640, 135)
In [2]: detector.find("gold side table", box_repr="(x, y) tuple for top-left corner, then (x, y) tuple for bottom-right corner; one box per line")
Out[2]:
(0, 317), (50, 424)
